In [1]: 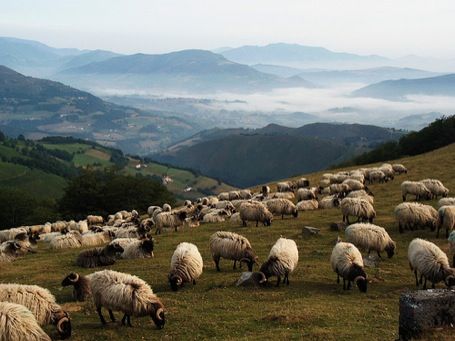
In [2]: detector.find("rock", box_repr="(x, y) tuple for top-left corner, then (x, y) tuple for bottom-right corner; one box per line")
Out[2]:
(399, 289), (455, 340)
(236, 271), (267, 287)
(302, 226), (320, 237)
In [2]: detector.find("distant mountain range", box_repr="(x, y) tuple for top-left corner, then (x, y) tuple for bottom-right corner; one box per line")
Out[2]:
(352, 74), (455, 100)
(154, 122), (404, 187)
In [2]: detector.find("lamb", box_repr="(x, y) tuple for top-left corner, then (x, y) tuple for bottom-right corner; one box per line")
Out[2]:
(346, 190), (374, 205)
(394, 202), (439, 233)
(89, 269), (165, 328)
(276, 181), (295, 192)
(121, 239), (154, 259)
(75, 243), (124, 268)
(49, 230), (82, 249)
(81, 230), (114, 247)
(154, 210), (188, 234)
(340, 197), (376, 224)
(259, 237), (298, 286)
(296, 187), (318, 201)
(61, 272), (92, 301)
(420, 178), (449, 199)
(392, 163), (408, 174)
(437, 205), (455, 238)
(209, 231), (258, 271)
(345, 223), (396, 258)
(87, 215), (104, 226)
(168, 242), (203, 291)
(439, 197), (455, 208)
(330, 240), (367, 292)
(401, 181), (432, 201)
(239, 201), (273, 227)
(264, 198), (298, 219)
(0, 302), (51, 341)
(0, 284), (71, 339)
(318, 195), (341, 209)
(296, 199), (319, 211)
(296, 177), (310, 188)
(408, 238), (455, 289)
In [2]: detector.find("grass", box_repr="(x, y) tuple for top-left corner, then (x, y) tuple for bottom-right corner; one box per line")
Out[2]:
(2, 144), (455, 340)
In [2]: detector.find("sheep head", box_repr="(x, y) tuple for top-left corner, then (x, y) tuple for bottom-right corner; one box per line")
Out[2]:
(54, 311), (71, 339)
(61, 272), (80, 286)
(168, 274), (183, 291)
(241, 249), (258, 272)
(354, 275), (368, 293)
(444, 269), (455, 287)
(292, 208), (298, 218)
(151, 304), (166, 329)
(142, 239), (155, 257)
(385, 241), (396, 259)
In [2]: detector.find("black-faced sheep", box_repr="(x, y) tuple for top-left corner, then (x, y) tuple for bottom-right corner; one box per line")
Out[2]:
(330, 241), (367, 292)
(168, 242), (203, 291)
(345, 223), (396, 259)
(394, 202), (439, 233)
(408, 238), (455, 289)
(239, 201), (273, 227)
(75, 244), (124, 268)
(209, 231), (258, 271)
(61, 272), (92, 301)
(420, 178), (449, 199)
(318, 195), (341, 209)
(276, 181), (295, 192)
(0, 240), (21, 262)
(259, 237), (298, 286)
(154, 210), (188, 234)
(296, 177), (310, 188)
(264, 198), (298, 219)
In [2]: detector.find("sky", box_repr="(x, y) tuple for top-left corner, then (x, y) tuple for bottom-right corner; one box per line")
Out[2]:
(1, 0), (455, 59)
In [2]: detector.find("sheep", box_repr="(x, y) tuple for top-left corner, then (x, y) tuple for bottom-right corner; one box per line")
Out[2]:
(269, 192), (295, 200)
(449, 231), (455, 267)
(0, 227), (27, 243)
(239, 189), (252, 199)
(121, 239), (154, 259)
(218, 192), (230, 201)
(345, 223), (396, 259)
(319, 195), (340, 209)
(51, 221), (68, 232)
(61, 272), (92, 301)
(438, 205), (455, 238)
(209, 231), (258, 271)
(226, 191), (239, 201)
(147, 205), (161, 217)
(330, 241), (367, 292)
(392, 163), (407, 174)
(296, 187), (318, 201)
(259, 237), (298, 286)
(342, 179), (365, 191)
(202, 209), (230, 223)
(263, 198), (298, 219)
(0, 284), (71, 339)
(0, 302), (51, 341)
(215, 201), (236, 212)
(319, 178), (330, 188)
(87, 215), (104, 226)
(229, 212), (242, 224)
(168, 242), (203, 291)
(296, 199), (319, 211)
(379, 163), (394, 181)
(401, 181), (432, 202)
(367, 169), (386, 184)
(49, 230), (82, 249)
(439, 197), (455, 208)
(394, 202), (439, 233)
(76, 243), (124, 268)
(239, 201), (273, 227)
(81, 230), (114, 247)
(340, 197), (376, 224)
(0, 240), (21, 262)
(408, 238), (455, 289)
(89, 270), (165, 328)
(296, 177), (310, 188)
(162, 203), (172, 212)
(329, 183), (350, 196)
(115, 226), (143, 239)
(154, 210), (188, 234)
(276, 181), (295, 192)
(261, 185), (271, 197)
(346, 190), (374, 205)
(420, 179), (449, 199)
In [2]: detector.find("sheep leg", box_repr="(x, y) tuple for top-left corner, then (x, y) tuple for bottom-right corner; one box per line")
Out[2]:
(347, 281), (352, 290)
(121, 314), (127, 325)
(127, 315), (132, 327)
(414, 270), (419, 287)
(108, 309), (116, 322)
(233, 260), (236, 270)
(377, 251), (382, 259)
(214, 256), (221, 272)
(437, 225), (441, 238)
(281, 214), (284, 220)
(96, 306), (107, 325)
(343, 278), (346, 290)
(423, 277), (427, 289)
(256, 220), (259, 227)
(242, 220), (247, 227)
(346, 216), (350, 225)
(193, 279), (197, 285)
(337, 274), (340, 284)
(402, 194), (406, 202)
(285, 274), (290, 285)
(276, 276), (281, 287)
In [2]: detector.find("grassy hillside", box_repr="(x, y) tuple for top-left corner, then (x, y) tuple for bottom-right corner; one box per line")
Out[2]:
(2, 143), (454, 340)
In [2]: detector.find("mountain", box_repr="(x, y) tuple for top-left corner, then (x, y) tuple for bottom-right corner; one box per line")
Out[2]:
(154, 122), (403, 187)
(352, 73), (455, 100)
(56, 49), (314, 93)
(58, 50), (121, 70)
(394, 112), (444, 131)
(0, 65), (200, 154)
(220, 43), (389, 69)
(251, 64), (304, 78)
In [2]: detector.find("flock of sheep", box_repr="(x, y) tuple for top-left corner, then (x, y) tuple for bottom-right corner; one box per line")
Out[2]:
(1, 161), (455, 339)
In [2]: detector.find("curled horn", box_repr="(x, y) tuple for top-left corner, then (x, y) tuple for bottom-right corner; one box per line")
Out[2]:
(354, 275), (365, 283)
(155, 308), (164, 321)
(258, 272), (267, 284)
(70, 273), (80, 282)
(445, 274), (455, 286)
(240, 257), (250, 264)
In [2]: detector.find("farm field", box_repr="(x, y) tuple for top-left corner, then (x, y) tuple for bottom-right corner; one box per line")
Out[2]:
(1, 144), (455, 340)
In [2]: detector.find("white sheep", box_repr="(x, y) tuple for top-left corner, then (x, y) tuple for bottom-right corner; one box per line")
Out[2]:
(329, 183), (350, 195)
(367, 169), (386, 184)
(0, 227), (27, 243)
(449, 231), (455, 267)
(263, 198), (298, 219)
(89, 269), (165, 328)
(296, 177), (310, 188)
(439, 197), (455, 208)
(0, 302), (51, 341)
(49, 230), (82, 249)
(296, 199), (319, 211)
(277, 181), (295, 192)
(346, 190), (374, 205)
(296, 187), (318, 201)
(147, 205), (161, 217)
(259, 237), (298, 286)
(87, 215), (104, 226)
(342, 179), (365, 191)
(421, 178), (449, 199)
(239, 189), (253, 199)
(81, 230), (114, 247)
(239, 201), (273, 227)
(340, 197), (376, 224)
(262, 185), (271, 197)
(154, 210), (188, 234)
(345, 223), (396, 258)
(438, 205), (455, 238)
(401, 181), (432, 201)
(392, 163), (407, 174)
(330, 241), (367, 292)
(229, 212), (242, 224)
(168, 242), (203, 291)
(408, 238), (455, 289)
(209, 231), (257, 271)
(202, 209), (230, 223)
(218, 192), (230, 201)
(269, 192), (295, 200)
(394, 202), (439, 233)
(121, 239), (155, 259)
(0, 284), (71, 339)
(318, 195), (340, 209)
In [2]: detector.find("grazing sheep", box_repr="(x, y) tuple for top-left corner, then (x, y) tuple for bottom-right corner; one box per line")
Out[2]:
(346, 190), (374, 205)
(209, 231), (258, 271)
(270, 192), (295, 200)
(345, 223), (396, 258)
(61, 272), (92, 302)
(259, 237), (298, 286)
(340, 197), (376, 224)
(394, 202), (439, 233)
(154, 211), (188, 234)
(264, 198), (298, 219)
(401, 181), (432, 201)
(87, 215), (104, 226)
(296, 187), (318, 201)
(329, 183), (350, 196)
(367, 169), (386, 184)
(277, 181), (295, 192)
(0, 302), (51, 341)
(319, 195), (341, 209)
(342, 179), (365, 191)
(439, 197), (455, 208)
(438, 205), (455, 238)
(202, 209), (230, 223)
(89, 270), (165, 328)
(239, 201), (273, 227)
(330, 241), (367, 292)
(421, 179), (449, 199)
(0, 284), (71, 339)
(121, 239), (154, 259)
(296, 177), (310, 188)
(49, 230), (82, 249)
(168, 242), (203, 291)
(379, 163), (395, 181)
(75, 244), (124, 268)
(296, 199), (319, 211)
(408, 238), (455, 289)
(51, 221), (68, 232)
(81, 230), (114, 247)
(392, 163), (408, 174)
(0, 241), (20, 262)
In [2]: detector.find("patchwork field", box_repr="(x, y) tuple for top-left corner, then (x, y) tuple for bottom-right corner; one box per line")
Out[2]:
(1, 144), (455, 340)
